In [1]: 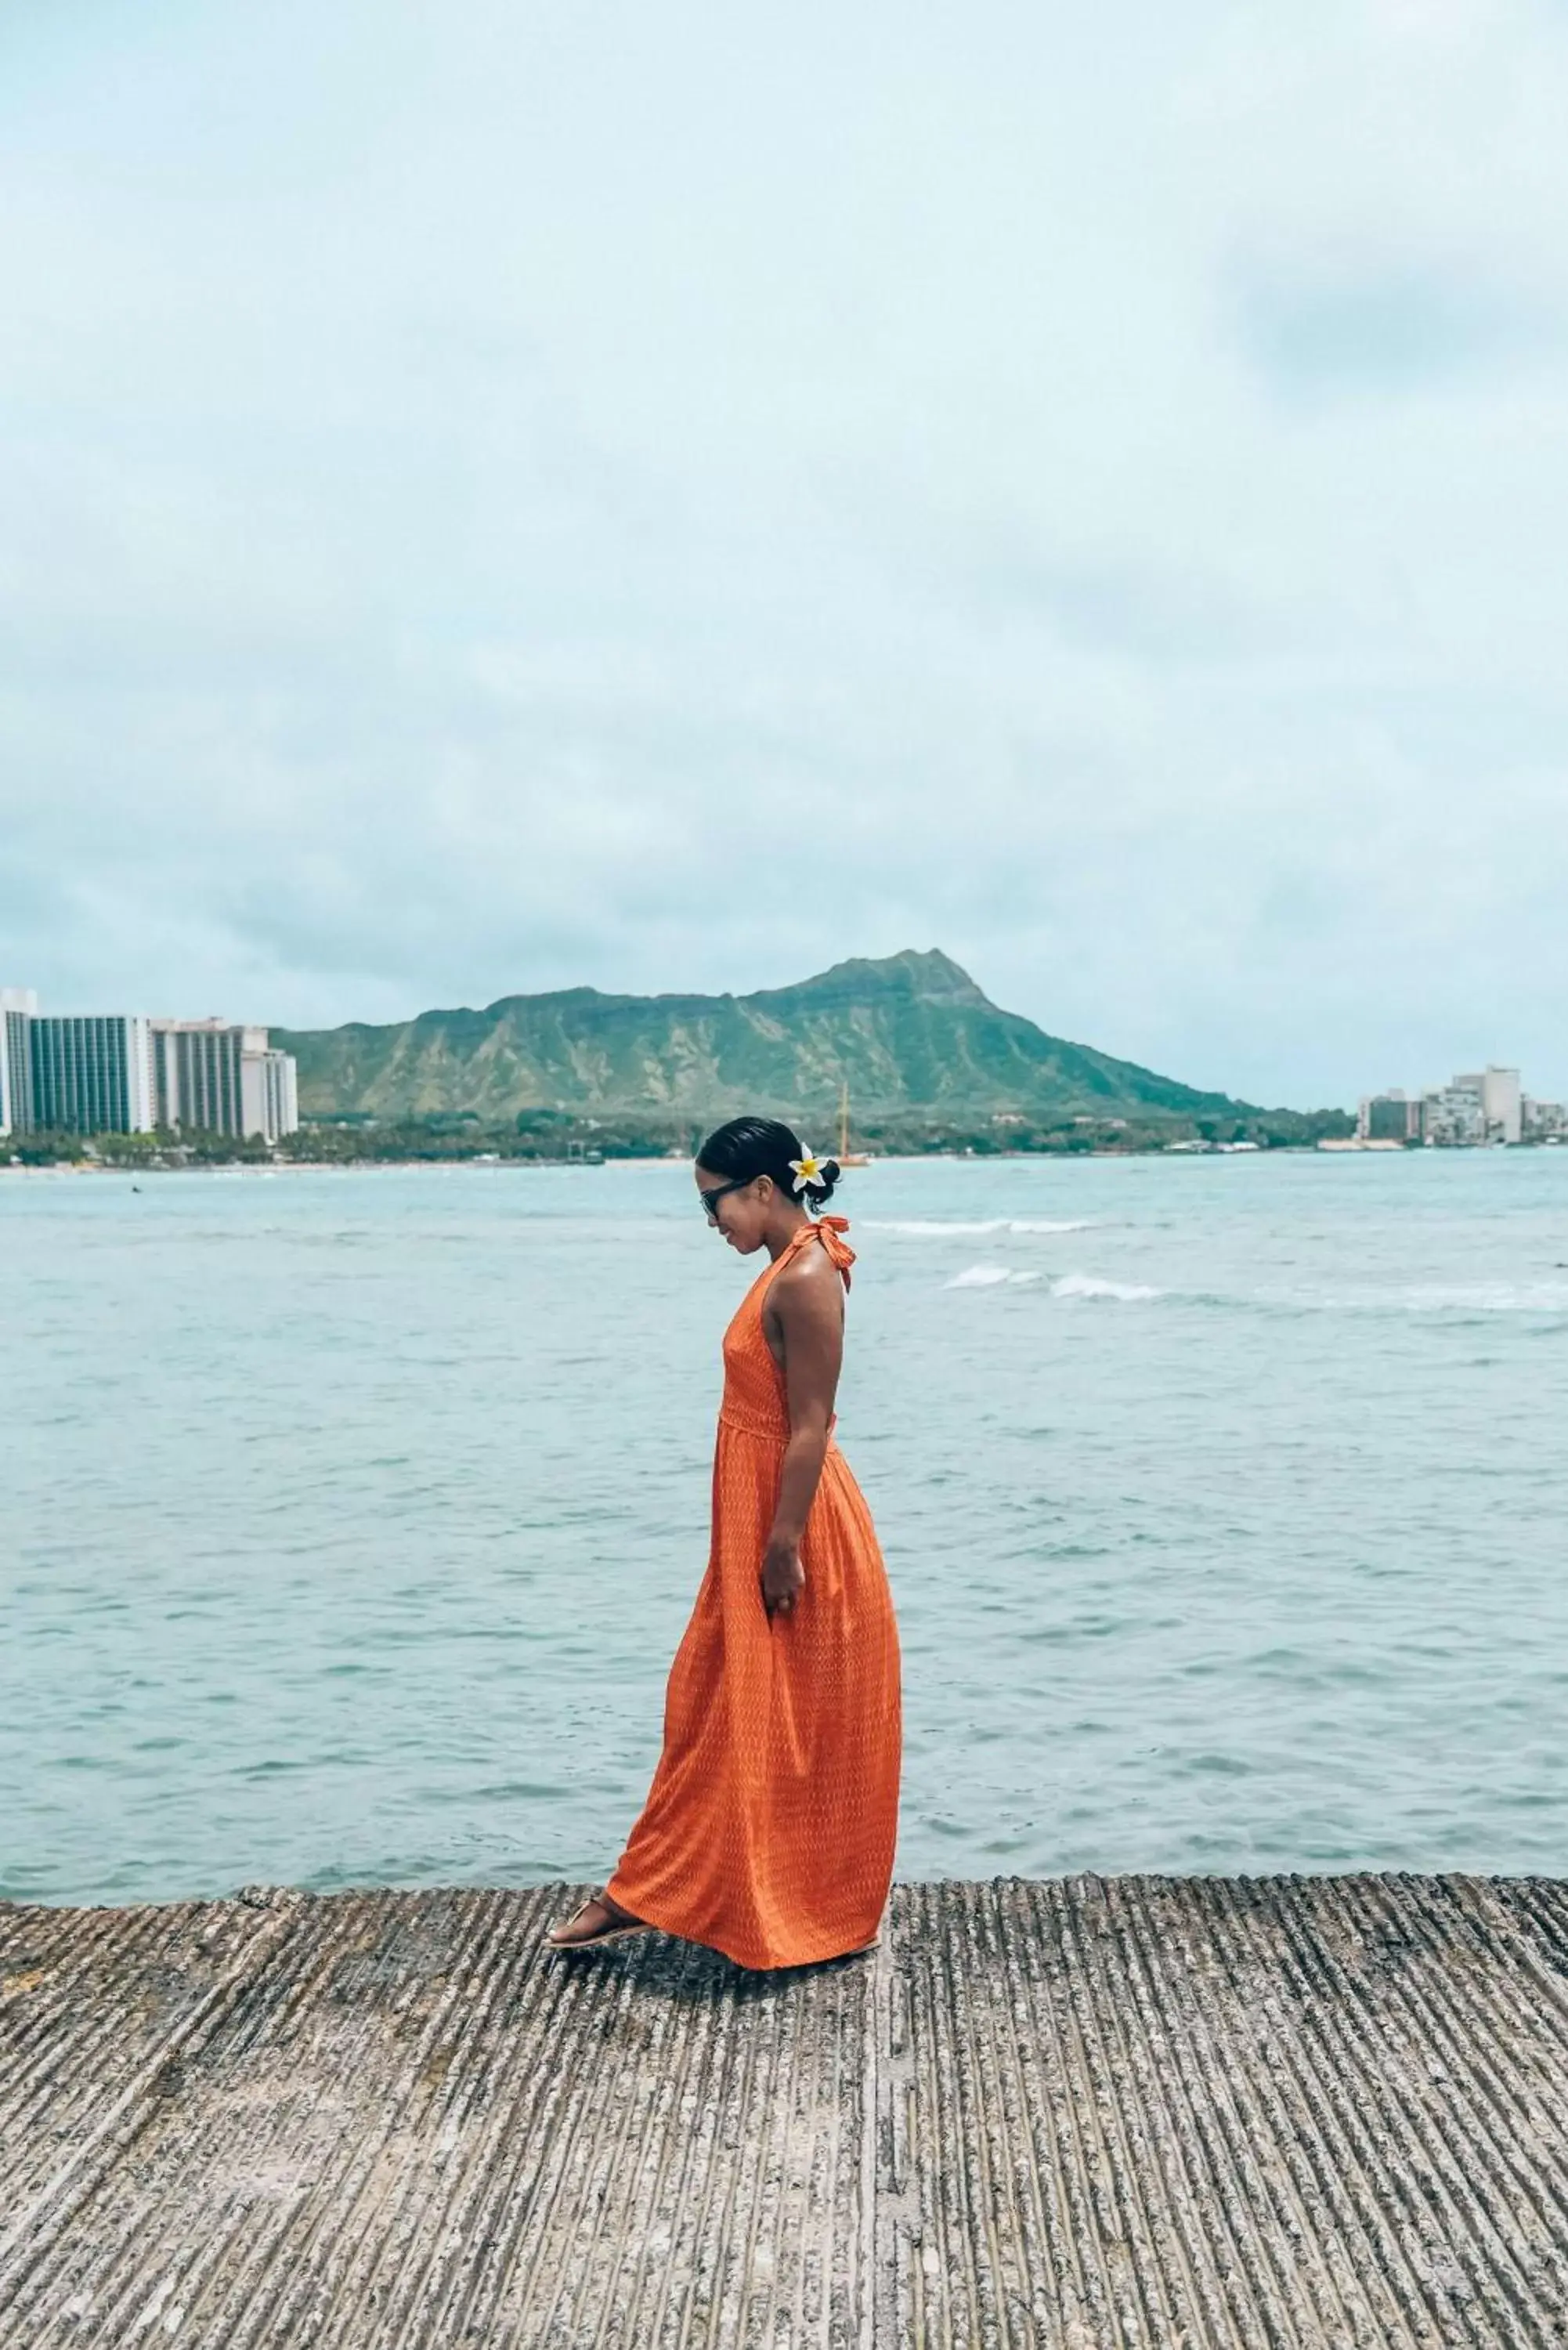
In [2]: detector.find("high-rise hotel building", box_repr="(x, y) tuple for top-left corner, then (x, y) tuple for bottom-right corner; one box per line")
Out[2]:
(0, 988), (38, 1136)
(151, 1019), (299, 1144)
(1, 992), (155, 1136)
(0, 992), (298, 1143)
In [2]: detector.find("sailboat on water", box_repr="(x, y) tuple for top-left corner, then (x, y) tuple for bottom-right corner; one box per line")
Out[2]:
(836, 1081), (871, 1168)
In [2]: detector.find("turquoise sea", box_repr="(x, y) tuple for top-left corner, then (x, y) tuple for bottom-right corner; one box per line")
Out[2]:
(5, 1152), (1566, 1907)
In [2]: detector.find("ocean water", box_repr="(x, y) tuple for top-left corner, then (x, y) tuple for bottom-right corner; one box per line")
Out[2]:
(5, 1151), (1566, 1907)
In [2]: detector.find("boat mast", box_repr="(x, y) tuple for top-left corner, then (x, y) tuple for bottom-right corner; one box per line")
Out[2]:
(838, 1079), (850, 1159)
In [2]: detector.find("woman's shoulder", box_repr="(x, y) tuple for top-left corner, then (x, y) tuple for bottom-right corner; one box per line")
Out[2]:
(769, 1231), (847, 1310)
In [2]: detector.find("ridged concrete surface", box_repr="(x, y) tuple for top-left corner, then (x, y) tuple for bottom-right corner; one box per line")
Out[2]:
(2, 1877), (1566, 2346)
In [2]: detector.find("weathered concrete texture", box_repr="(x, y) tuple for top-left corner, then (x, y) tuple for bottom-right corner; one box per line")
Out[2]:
(878, 1878), (1568, 2348)
(2, 1879), (1566, 2348)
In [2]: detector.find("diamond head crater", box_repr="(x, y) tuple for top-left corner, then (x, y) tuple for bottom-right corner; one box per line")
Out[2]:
(261, 950), (1348, 1163)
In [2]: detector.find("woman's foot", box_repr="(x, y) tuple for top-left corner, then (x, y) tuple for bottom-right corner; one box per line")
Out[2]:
(546, 1889), (647, 1952)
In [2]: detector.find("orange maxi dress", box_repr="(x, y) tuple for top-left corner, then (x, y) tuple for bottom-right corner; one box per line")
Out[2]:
(606, 1214), (901, 1970)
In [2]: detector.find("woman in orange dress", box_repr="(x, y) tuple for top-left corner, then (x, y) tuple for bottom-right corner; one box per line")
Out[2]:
(548, 1115), (901, 1970)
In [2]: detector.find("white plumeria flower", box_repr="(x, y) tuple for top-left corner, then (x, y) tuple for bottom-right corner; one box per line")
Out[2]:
(789, 1150), (824, 1194)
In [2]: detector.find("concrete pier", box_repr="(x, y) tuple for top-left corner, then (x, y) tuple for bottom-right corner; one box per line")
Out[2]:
(2, 1876), (1566, 2345)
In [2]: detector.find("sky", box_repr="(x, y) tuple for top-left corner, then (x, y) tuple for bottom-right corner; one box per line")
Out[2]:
(3, 0), (1567, 1108)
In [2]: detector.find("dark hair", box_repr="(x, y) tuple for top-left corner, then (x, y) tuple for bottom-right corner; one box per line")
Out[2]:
(696, 1115), (842, 1212)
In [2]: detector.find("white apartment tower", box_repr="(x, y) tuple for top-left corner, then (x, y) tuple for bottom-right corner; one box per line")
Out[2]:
(152, 1019), (300, 1143)
(244, 1033), (299, 1144)
(1454, 1068), (1523, 1147)
(1, 987), (39, 1137)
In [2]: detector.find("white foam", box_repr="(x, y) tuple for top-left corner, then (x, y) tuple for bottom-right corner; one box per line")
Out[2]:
(871, 1217), (1096, 1237)
(1051, 1272), (1164, 1302)
(1303, 1283), (1568, 1314)
(885, 1220), (1007, 1237)
(945, 1264), (1013, 1288)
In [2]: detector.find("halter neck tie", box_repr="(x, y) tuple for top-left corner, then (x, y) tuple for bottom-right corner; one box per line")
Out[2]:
(791, 1213), (855, 1289)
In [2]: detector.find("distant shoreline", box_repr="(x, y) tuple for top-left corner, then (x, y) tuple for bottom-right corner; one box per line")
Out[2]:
(8, 1142), (1560, 1177)
(3, 1149), (1302, 1174)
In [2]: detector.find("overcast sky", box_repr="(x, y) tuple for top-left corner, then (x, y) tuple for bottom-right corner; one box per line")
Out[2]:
(4, 1), (1566, 1105)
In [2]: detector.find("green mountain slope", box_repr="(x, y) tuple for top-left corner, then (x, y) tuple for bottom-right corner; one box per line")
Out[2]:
(276, 950), (1252, 1126)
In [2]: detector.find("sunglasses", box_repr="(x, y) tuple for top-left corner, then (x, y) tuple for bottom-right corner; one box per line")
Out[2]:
(699, 1177), (752, 1223)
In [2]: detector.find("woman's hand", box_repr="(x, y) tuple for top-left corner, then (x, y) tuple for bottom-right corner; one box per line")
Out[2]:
(761, 1536), (805, 1619)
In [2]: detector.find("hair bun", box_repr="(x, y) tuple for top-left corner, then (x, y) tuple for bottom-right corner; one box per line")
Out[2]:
(806, 1155), (843, 1206)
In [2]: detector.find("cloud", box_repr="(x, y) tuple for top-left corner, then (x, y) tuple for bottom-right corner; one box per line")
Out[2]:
(1234, 263), (1556, 394)
(2, 0), (1568, 1103)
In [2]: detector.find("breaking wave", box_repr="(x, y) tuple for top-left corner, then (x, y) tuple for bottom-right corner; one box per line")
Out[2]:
(945, 1264), (1151, 1294)
(1050, 1273), (1165, 1303)
(1295, 1283), (1568, 1315)
(871, 1217), (1097, 1237)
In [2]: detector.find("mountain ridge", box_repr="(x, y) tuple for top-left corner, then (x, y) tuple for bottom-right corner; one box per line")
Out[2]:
(275, 949), (1253, 1126)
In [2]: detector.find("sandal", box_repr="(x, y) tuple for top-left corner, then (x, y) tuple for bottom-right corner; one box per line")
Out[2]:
(546, 1889), (648, 1953)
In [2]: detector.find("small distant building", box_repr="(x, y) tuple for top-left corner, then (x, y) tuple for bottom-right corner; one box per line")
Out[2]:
(1454, 1067), (1522, 1147)
(1420, 1083), (1486, 1148)
(1525, 1097), (1568, 1141)
(1357, 1090), (1421, 1144)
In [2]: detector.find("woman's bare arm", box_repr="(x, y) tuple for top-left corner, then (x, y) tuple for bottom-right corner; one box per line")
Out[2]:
(759, 1252), (845, 1617)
